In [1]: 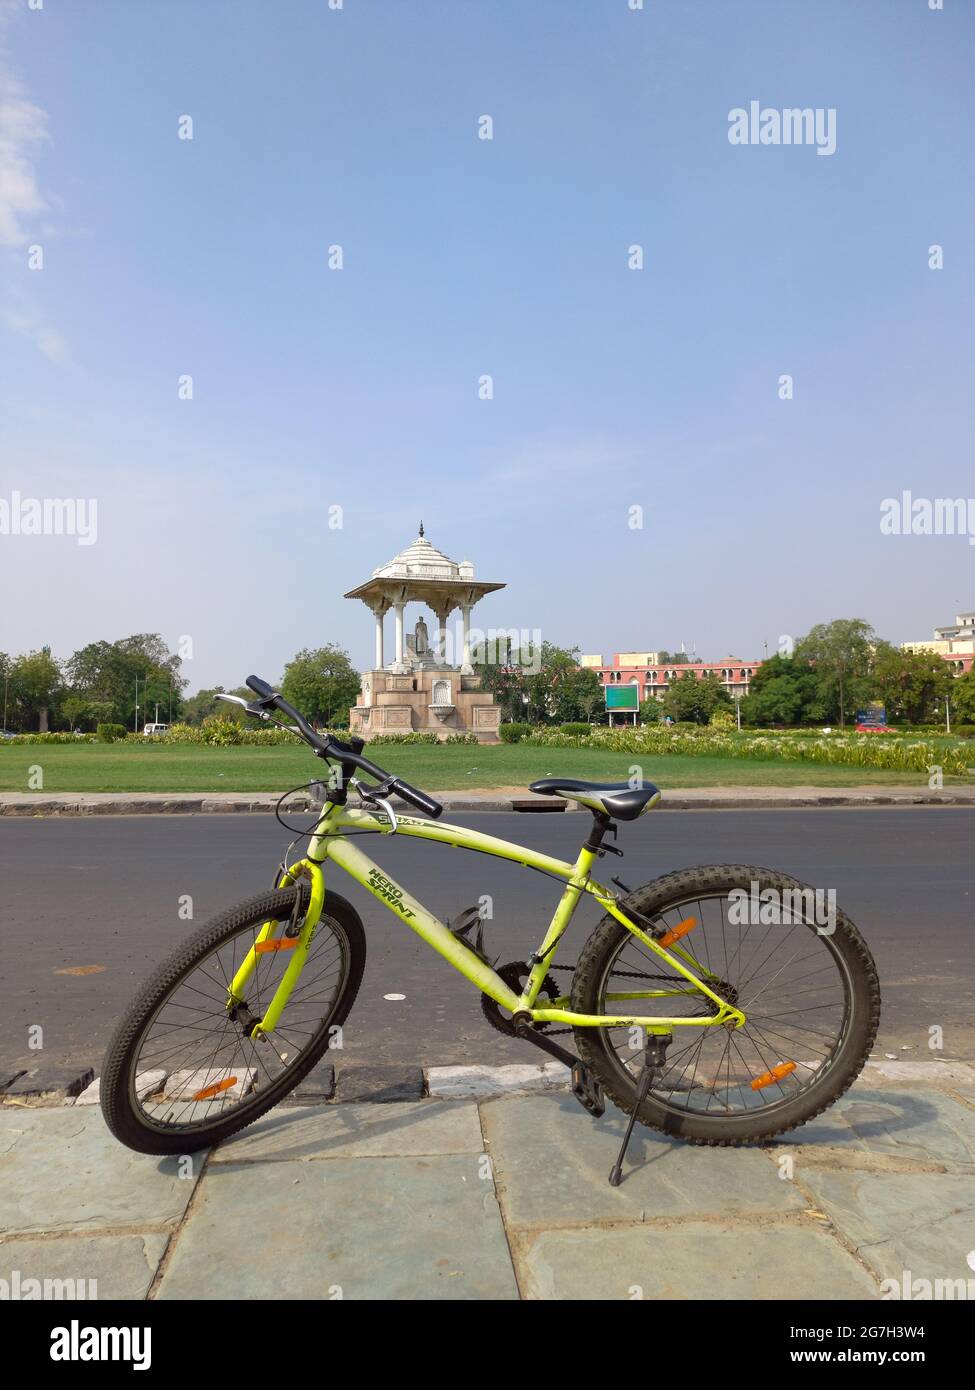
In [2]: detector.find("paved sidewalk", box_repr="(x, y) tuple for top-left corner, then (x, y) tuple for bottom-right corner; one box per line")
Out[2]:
(2, 1076), (973, 1300)
(2, 785), (975, 816)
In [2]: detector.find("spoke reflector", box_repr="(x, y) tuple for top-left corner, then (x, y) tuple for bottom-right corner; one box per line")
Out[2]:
(192, 1077), (239, 1100)
(255, 937), (299, 953)
(657, 916), (696, 948)
(751, 1061), (797, 1091)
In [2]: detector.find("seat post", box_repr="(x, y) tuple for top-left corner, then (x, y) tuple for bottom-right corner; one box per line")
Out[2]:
(583, 810), (613, 855)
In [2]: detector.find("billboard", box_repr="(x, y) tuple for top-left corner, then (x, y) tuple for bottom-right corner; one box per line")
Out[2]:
(605, 685), (639, 711)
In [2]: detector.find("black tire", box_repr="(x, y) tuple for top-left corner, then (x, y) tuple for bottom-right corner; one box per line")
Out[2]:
(572, 865), (880, 1145)
(100, 886), (366, 1155)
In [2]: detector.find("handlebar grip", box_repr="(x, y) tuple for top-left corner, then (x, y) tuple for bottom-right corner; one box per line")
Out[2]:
(392, 779), (444, 820)
(246, 674), (276, 700)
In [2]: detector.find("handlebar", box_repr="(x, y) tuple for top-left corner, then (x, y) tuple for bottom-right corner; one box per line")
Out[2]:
(244, 674), (444, 820)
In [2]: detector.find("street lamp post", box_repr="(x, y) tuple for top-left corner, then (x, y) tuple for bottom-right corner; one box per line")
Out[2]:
(134, 676), (140, 736)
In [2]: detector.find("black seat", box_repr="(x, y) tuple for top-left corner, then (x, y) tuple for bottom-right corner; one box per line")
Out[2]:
(528, 778), (661, 821)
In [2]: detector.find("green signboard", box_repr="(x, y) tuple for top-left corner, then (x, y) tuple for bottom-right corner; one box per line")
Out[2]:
(605, 685), (639, 711)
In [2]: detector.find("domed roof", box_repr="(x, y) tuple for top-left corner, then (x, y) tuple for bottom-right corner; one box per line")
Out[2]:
(344, 523), (504, 605)
(372, 524), (474, 581)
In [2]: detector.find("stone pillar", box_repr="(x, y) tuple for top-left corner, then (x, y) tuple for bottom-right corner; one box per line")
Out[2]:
(394, 602), (405, 668)
(460, 604), (473, 674)
(373, 608), (384, 670)
(433, 605), (452, 664)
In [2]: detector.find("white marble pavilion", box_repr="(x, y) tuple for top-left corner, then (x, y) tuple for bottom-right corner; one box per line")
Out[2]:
(344, 526), (505, 741)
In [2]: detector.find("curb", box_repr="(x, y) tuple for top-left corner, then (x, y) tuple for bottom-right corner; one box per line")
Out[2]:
(2, 790), (975, 816)
(3, 1059), (972, 1111)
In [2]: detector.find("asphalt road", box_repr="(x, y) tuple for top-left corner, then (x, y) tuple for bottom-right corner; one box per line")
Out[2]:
(0, 809), (972, 1077)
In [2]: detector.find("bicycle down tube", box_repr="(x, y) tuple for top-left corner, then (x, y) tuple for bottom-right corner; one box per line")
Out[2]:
(232, 802), (747, 1039)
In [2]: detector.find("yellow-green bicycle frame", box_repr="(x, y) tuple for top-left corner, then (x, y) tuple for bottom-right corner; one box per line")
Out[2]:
(228, 801), (747, 1041)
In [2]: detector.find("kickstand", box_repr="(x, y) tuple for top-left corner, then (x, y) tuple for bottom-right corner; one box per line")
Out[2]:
(608, 1032), (671, 1187)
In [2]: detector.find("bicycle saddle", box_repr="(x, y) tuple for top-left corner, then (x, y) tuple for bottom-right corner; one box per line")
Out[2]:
(528, 778), (661, 821)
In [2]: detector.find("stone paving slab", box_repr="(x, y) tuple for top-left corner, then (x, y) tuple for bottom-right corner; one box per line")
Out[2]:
(0, 1109), (201, 1235)
(3, 1066), (95, 1102)
(427, 1061), (570, 1098)
(800, 1170), (975, 1290)
(76, 1071), (167, 1107)
(768, 1087), (975, 1169)
(209, 1099), (484, 1163)
(517, 1220), (881, 1300)
(481, 1093), (805, 1225)
(830, 1089), (975, 1169)
(865, 1059), (975, 1085)
(0, 1233), (169, 1300)
(334, 1064), (424, 1102)
(283, 1059), (335, 1105)
(157, 1153), (518, 1300)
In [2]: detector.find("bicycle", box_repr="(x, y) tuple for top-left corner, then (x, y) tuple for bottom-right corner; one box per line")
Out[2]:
(101, 675), (881, 1184)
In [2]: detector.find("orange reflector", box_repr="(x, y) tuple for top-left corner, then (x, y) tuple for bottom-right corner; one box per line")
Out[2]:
(751, 1061), (797, 1091)
(255, 937), (299, 954)
(192, 1077), (239, 1101)
(657, 916), (696, 948)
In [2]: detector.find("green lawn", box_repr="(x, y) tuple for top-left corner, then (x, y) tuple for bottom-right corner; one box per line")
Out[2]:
(0, 741), (963, 793)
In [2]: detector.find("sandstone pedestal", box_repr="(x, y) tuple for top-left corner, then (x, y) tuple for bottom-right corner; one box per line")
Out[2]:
(351, 668), (501, 742)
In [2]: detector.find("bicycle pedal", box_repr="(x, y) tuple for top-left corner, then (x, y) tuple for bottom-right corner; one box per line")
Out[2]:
(570, 1061), (605, 1118)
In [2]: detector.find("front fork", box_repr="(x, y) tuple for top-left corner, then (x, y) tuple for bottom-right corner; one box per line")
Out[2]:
(226, 859), (325, 1039)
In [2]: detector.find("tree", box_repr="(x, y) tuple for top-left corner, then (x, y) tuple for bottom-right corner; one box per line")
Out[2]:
(475, 659), (528, 723)
(11, 649), (63, 731)
(0, 652), (13, 731)
(794, 619), (875, 727)
(519, 643), (602, 724)
(476, 642), (601, 724)
(639, 697), (661, 724)
(61, 695), (115, 731)
(662, 670), (732, 725)
(869, 644), (952, 725)
(946, 668), (975, 724)
(738, 653), (825, 727)
(65, 634), (186, 729)
(577, 684), (603, 724)
(281, 645), (361, 728)
(182, 686), (252, 725)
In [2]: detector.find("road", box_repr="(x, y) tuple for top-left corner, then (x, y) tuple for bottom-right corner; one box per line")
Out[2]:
(0, 809), (972, 1077)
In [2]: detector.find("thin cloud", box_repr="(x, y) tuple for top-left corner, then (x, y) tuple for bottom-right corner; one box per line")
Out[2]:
(0, 5), (66, 363)
(0, 4), (49, 246)
(1, 303), (69, 364)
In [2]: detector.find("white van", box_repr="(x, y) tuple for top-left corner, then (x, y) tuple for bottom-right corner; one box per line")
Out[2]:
(142, 723), (169, 736)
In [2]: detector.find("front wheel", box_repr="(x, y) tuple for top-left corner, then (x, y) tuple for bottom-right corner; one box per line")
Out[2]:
(100, 886), (366, 1155)
(572, 865), (880, 1145)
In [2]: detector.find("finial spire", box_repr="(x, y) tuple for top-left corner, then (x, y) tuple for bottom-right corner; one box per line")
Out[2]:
(419, 519), (425, 537)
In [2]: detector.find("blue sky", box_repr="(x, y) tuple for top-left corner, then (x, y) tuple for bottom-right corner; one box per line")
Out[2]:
(1, 0), (973, 690)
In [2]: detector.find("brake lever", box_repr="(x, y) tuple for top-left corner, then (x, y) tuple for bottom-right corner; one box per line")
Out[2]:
(372, 796), (398, 834)
(350, 777), (398, 833)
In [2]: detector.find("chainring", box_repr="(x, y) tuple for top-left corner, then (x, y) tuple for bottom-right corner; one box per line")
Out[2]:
(481, 959), (563, 1037)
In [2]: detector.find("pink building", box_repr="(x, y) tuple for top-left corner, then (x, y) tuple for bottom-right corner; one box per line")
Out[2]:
(579, 651), (762, 704)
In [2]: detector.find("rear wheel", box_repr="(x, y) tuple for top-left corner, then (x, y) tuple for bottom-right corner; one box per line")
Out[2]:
(100, 886), (366, 1155)
(572, 865), (880, 1144)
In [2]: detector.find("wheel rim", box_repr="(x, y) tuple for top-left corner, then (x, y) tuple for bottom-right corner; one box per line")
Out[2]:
(595, 890), (855, 1121)
(127, 908), (351, 1134)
